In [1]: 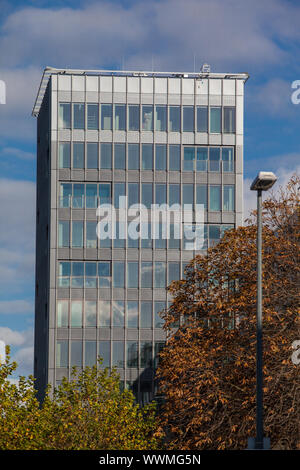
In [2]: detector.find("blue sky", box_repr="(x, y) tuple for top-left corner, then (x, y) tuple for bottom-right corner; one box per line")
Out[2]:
(0, 0), (299, 378)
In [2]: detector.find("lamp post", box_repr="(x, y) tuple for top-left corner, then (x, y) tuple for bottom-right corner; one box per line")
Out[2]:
(248, 171), (277, 450)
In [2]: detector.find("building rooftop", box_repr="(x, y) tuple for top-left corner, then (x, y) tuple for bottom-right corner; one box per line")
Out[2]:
(32, 66), (249, 117)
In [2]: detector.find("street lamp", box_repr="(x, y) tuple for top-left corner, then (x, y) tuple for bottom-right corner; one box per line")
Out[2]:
(248, 171), (277, 450)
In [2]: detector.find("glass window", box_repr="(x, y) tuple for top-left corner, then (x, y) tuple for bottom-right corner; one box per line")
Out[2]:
(99, 183), (111, 205)
(154, 262), (166, 288)
(210, 107), (221, 133)
(155, 144), (166, 170)
(141, 262), (152, 288)
(112, 301), (125, 327)
(59, 142), (70, 168)
(169, 223), (180, 249)
(71, 301), (82, 327)
(183, 147), (195, 171)
(128, 144), (139, 170)
(142, 183), (152, 208)
(87, 104), (99, 130)
(210, 185), (221, 211)
(155, 184), (166, 205)
(58, 103), (71, 129)
(56, 340), (68, 367)
(72, 221), (83, 247)
(222, 148), (234, 172)
(85, 301), (97, 327)
(114, 104), (126, 130)
(128, 105), (140, 131)
(85, 341), (96, 367)
(154, 342), (165, 368)
(209, 147), (221, 172)
(154, 302), (165, 328)
(71, 262), (84, 288)
(128, 220), (139, 248)
(196, 184), (207, 210)
(99, 300), (110, 327)
(57, 300), (68, 327)
(128, 183), (139, 206)
(86, 221), (97, 248)
(114, 221), (126, 248)
(183, 184), (194, 206)
(114, 143), (125, 169)
(86, 143), (98, 169)
(114, 183), (125, 209)
(142, 105), (153, 131)
(140, 342), (152, 368)
(85, 261), (97, 288)
(101, 104), (112, 130)
(127, 262), (138, 288)
(127, 341), (138, 368)
(58, 262), (70, 287)
(86, 184), (97, 208)
(169, 106), (180, 132)
(58, 221), (69, 247)
(223, 185), (235, 211)
(142, 144), (153, 170)
(113, 261), (124, 288)
(183, 106), (194, 132)
(155, 223), (167, 249)
(112, 342), (124, 368)
(141, 302), (152, 328)
(209, 225), (221, 247)
(155, 105), (167, 131)
(169, 184), (180, 205)
(224, 107), (236, 133)
(99, 341), (110, 367)
(127, 301), (138, 328)
(196, 147), (208, 171)
(98, 262), (111, 288)
(73, 183), (84, 208)
(73, 142), (84, 169)
(100, 143), (112, 169)
(59, 183), (72, 208)
(73, 103), (85, 129)
(197, 106), (208, 132)
(169, 145), (180, 171)
(168, 262), (180, 284)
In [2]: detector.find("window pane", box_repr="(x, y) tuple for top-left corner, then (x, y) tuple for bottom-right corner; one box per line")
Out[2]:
(71, 341), (82, 366)
(140, 342), (152, 368)
(224, 107), (236, 133)
(114, 183), (125, 209)
(169, 223), (180, 249)
(101, 104), (112, 130)
(59, 103), (70, 129)
(114, 104), (126, 130)
(127, 341), (138, 367)
(86, 184), (97, 208)
(142, 105), (153, 131)
(154, 262), (166, 288)
(169, 106), (180, 132)
(112, 301), (125, 327)
(140, 302), (152, 328)
(209, 225), (221, 246)
(73, 142), (84, 169)
(56, 340), (68, 367)
(99, 183), (111, 205)
(155, 144), (166, 170)
(183, 147), (195, 171)
(58, 221), (69, 247)
(127, 262), (138, 288)
(141, 262), (152, 288)
(154, 342), (165, 368)
(57, 300), (68, 327)
(99, 300), (111, 327)
(183, 184), (194, 206)
(72, 221), (83, 247)
(86, 221), (97, 248)
(169, 145), (180, 171)
(196, 147), (208, 171)
(72, 262), (84, 287)
(142, 144), (153, 170)
(73, 103), (85, 129)
(154, 302), (165, 328)
(128, 105), (139, 131)
(114, 143), (125, 169)
(59, 183), (72, 208)
(128, 183), (139, 206)
(98, 262), (111, 287)
(142, 183), (152, 208)
(100, 143), (112, 169)
(86, 143), (98, 169)
(183, 106), (194, 132)
(222, 148), (234, 172)
(128, 144), (139, 170)
(73, 183), (84, 208)
(87, 104), (99, 130)
(112, 342), (124, 368)
(155, 105), (167, 131)
(127, 301), (138, 328)
(210, 107), (221, 133)
(168, 262), (180, 284)
(197, 106), (208, 132)
(210, 185), (221, 211)
(223, 185), (235, 211)
(196, 185), (207, 210)
(155, 184), (166, 205)
(209, 148), (221, 172)
(113, 261), (124, 287)
(99, 341), (110, 367)
(85, 341), (96, 367)
(169, 184), (180, 205)
(59, 142), (70, 168)
(85, 301), (97, 327)
(58, 262), (70, 287)
(71, 301), (82, 327)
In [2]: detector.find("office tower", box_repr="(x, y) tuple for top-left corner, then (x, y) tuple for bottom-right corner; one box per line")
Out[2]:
(33, 67), (248, 403)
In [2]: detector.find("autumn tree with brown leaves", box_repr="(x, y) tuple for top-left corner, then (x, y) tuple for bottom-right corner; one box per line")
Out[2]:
(157, 175), (300, 450)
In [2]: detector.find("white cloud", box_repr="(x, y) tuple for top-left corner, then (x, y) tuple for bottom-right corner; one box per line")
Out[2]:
(1, 147), (35, 160)
(0, 327), (26, 346)
(248, 78), (297, 118)
(0, 327), (34, 376)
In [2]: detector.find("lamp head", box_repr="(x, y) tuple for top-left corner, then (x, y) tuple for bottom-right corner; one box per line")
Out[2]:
(250, 171), (277, 191)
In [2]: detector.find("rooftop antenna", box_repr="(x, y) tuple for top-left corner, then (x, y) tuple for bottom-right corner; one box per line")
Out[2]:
(201, 63), (211, 74)
(194, 54), (196, 73)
